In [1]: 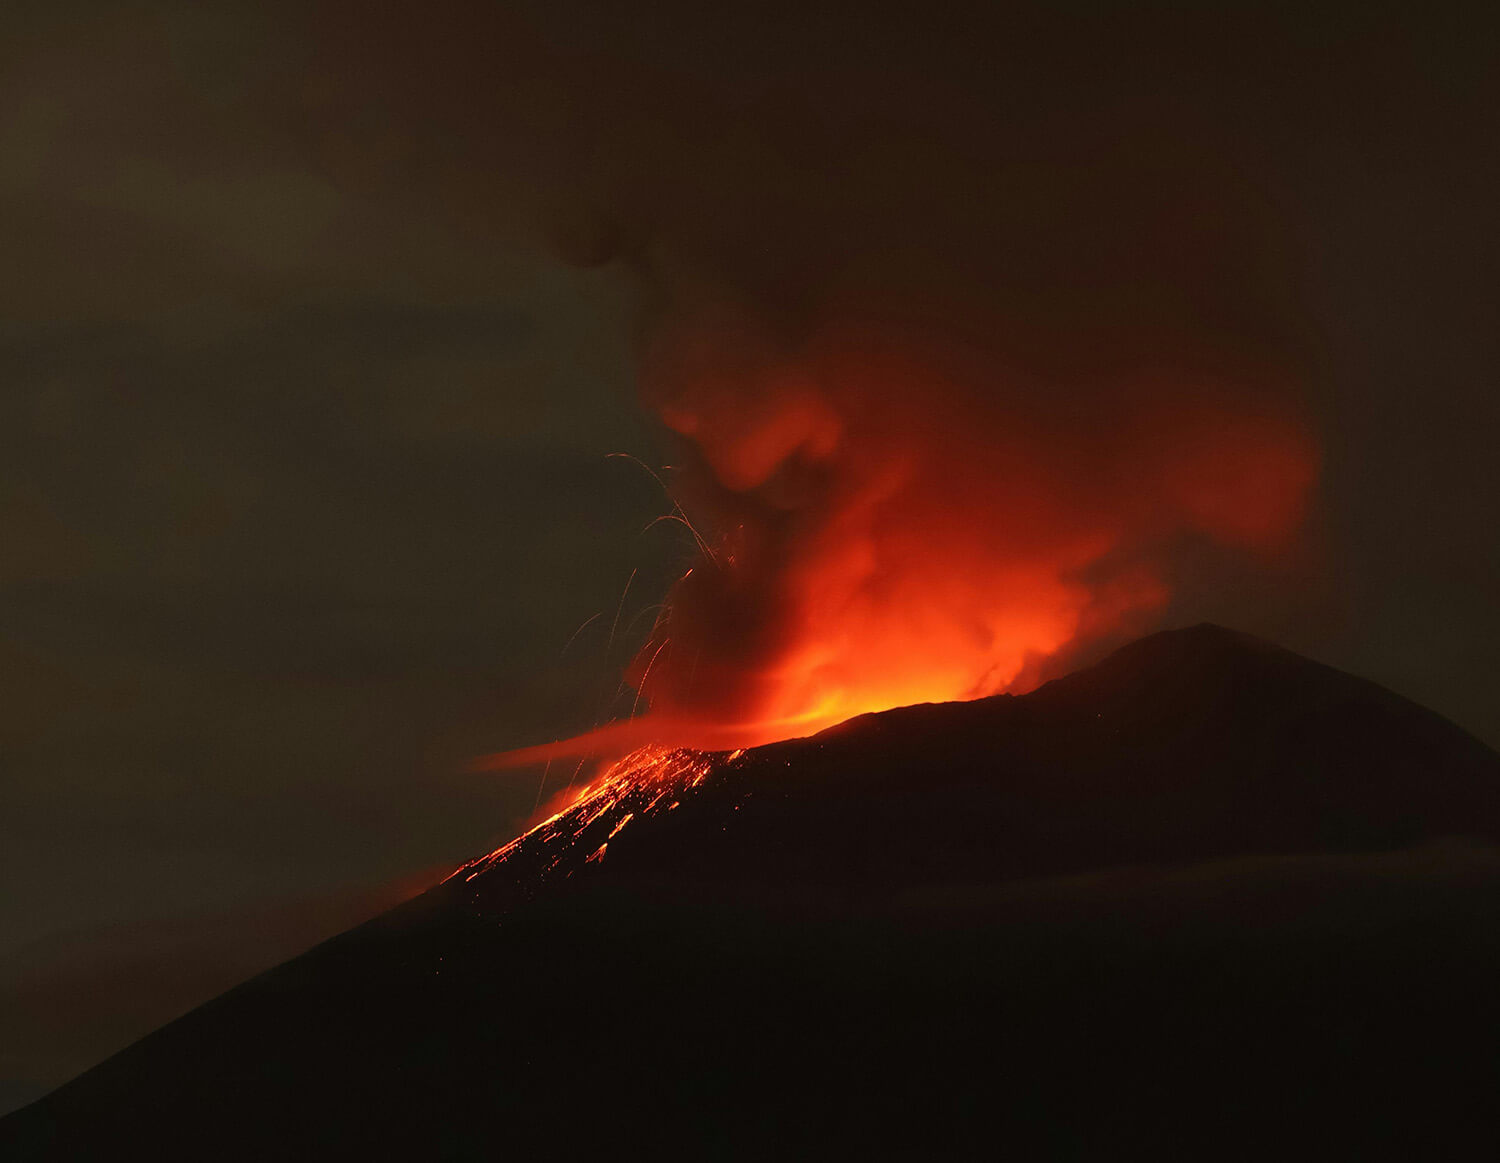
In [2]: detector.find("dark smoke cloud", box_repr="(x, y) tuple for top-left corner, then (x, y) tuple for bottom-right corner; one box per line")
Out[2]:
(327, 2), (1344, 733)
(316, 0), (1338, 738)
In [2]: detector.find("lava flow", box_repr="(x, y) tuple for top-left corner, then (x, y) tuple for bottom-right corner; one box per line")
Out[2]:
(451, 746), (730, 890)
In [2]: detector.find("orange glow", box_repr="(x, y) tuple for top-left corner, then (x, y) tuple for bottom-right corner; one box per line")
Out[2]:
(477, 319), (1317, 772)
(451, 746), (724, 883)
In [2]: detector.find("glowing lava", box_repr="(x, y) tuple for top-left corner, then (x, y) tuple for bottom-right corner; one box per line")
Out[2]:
(451, 746), (724, 885)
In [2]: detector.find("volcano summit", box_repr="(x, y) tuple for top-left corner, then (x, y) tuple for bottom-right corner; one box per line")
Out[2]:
(4, 625), (1499, 1158)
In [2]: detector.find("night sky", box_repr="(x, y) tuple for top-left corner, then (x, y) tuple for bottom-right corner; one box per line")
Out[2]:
(2, 0), (1496, 1106)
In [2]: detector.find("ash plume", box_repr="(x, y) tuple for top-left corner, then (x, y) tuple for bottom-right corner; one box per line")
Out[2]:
(317, 0), (1322, 748)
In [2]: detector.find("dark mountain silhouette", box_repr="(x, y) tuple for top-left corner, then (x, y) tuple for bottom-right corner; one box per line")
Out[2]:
(5, 624), (1499, 1158)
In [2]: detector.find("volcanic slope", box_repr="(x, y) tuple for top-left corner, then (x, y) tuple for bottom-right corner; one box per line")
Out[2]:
(5, 624), (1500, 1158)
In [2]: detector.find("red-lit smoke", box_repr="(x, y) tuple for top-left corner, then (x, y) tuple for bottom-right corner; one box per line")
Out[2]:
(636, 314), (1313, 737)
(485, 298), (1316, 768)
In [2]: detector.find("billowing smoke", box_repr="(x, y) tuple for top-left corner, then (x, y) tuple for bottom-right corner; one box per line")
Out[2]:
(316, 1), (1320, 754)
(613, 289), (1314, 748)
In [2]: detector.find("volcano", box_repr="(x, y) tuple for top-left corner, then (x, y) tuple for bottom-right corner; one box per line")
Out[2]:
(5, 625), (1499, 1158)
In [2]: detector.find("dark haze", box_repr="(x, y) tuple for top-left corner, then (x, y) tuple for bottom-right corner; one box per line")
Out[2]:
(2, 0), (1496, 1108)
